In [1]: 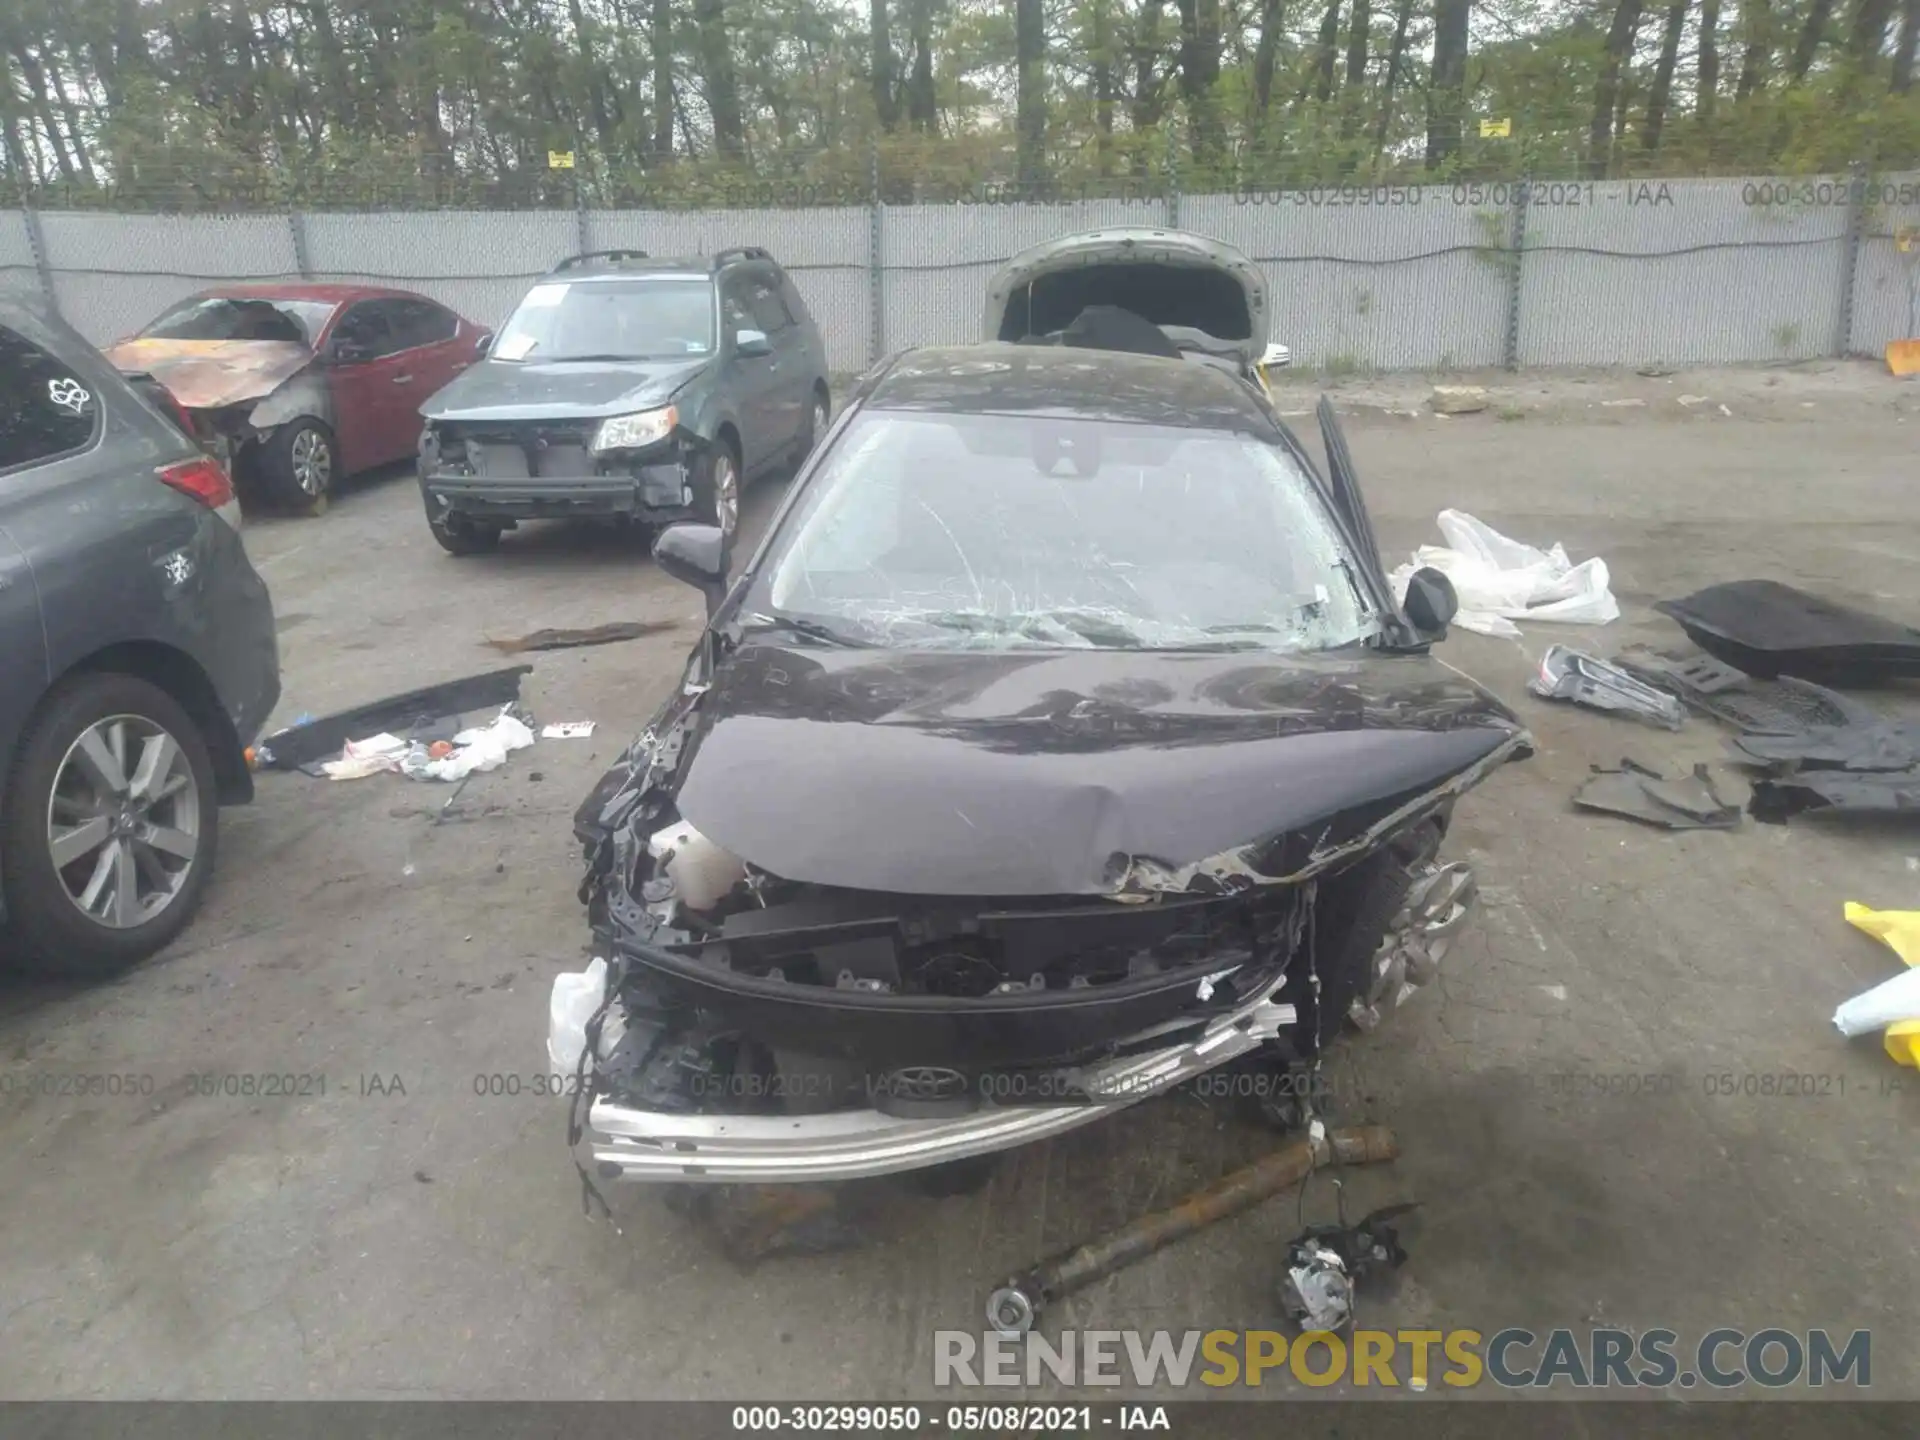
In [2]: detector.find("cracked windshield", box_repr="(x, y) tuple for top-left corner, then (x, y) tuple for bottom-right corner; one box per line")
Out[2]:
(762, 411), (1375, 651)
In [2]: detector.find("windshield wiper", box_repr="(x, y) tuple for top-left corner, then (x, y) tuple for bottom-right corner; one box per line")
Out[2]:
(739, 613), (870, 647)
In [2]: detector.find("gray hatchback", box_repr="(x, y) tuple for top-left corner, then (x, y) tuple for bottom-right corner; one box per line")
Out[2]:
(0, 296), (280, 978)
(417, 247), (830, 554)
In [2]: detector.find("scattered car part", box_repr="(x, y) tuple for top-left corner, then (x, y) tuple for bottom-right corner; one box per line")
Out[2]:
(1609, 647), (1863, 735)
(1280, 1196), (1417, 1334)
(1656, 580), (1920, 684)
(1529, 645), (1686, 729)
(1728, 709), (1920, 772)
(1572, 760), (1742, 830)
(985, 1124), (1399, 1337)
(1748, 768), (1920, 823)
(543, 721), (598, 739)
(256, 665), (530, 771)
(485, 621), (676, 654)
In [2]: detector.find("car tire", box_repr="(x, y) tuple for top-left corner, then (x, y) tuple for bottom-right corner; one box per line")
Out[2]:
(907, 1154), (1001, 1197)
(424, 495), (503, 556)
(259, 418), (336, 516)
(695, 433), (743, 543)
(1, 673), (220, 981)
(793, 385), (830, 462)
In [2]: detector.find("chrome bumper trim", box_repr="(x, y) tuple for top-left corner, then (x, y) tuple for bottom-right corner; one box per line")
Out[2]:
(584, 988), (1296, 1183)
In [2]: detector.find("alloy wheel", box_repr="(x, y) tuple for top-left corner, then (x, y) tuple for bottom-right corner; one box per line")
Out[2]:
(714, 452), (739, 539)
(810, 397), (829, 449)
(46, 714), (201, 929)
(291, 427), (332, 497)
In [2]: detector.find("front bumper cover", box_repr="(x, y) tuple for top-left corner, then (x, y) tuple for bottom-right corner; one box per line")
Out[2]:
(582, 983), (1296, 1183)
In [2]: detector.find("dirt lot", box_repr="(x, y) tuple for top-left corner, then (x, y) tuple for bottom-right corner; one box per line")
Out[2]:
(2, 361), (1917, 1400)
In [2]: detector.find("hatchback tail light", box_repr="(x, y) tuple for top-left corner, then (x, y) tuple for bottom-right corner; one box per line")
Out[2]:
(158, 455), (236, 510)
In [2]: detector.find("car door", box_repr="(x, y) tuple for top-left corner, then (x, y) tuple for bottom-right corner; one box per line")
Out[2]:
(1313, 396), (1394, 601)
(390, 297), (475, 415)
(744, 275), (808, 448)
(720, 276), (783, 472)
(322, 299), (415, 474)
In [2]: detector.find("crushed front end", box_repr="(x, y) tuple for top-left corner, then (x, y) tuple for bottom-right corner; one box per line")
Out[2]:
(555, 653), (1528, 1186)
(419, 412), (705, 527)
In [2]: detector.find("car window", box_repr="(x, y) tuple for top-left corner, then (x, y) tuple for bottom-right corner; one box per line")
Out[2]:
(756, 409), (1376, 653)
(0, 324), (103, 474)
(745, 280), (794, 334)
(331, 301), (399, 360)
(142, 295), (337, 348)
(492, 277), (714, 361)
(391, 298), (458, 349)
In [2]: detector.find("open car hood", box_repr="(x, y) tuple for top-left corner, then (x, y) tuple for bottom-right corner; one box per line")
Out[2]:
(985, 228), (1269, 367)
(667, 644), (1526, 898)
(102, 337), (312, 411)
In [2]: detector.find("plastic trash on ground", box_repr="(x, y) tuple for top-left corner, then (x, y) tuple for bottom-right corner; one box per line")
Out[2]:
(548, 956), (626, 1087)
(1833, 903), (1920, 1066)
(320, 731), (409, 780)
(1389, 510), (1620, 638)
(415, 711), (536, 781)
(542, 721), (597, 739)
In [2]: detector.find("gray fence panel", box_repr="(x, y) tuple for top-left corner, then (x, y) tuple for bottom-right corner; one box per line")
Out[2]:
(589, 208), (871, 371)
(1180, 190), (1508, 368)
(881, 198), (1170, 351)
(1847, 171), (1920, 356)
(38, 211), (300, 344)
(1518, 175), (1851, 366)
(0, 209), (39, 302)
(300, 210), (574, 330)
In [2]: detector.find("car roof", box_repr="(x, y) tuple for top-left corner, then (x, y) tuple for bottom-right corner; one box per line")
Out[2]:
(192, 283), (428, 305)
(863, 343), (1282, 437)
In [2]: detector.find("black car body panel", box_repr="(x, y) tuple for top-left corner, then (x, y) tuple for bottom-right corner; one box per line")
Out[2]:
(669, 645), (1520, 897)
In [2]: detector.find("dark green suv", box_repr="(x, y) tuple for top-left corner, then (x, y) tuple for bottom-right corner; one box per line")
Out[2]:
(416, 247), (830, 554)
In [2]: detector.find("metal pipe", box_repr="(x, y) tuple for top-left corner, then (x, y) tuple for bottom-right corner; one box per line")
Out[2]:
(986, 1123), (1399, 1336)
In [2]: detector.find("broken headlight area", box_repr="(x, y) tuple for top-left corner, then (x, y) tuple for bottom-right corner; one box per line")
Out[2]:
(424, 419), (696, 508)
(563, 767), (1470, 1132)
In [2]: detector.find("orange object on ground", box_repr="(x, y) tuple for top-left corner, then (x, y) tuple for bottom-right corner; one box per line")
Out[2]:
(1888, 339), (1920, 377)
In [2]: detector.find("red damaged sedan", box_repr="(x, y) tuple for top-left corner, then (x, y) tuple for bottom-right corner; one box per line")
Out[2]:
(105, 284), (490, 515)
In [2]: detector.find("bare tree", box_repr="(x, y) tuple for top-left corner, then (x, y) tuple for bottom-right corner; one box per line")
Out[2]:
(1787, 0), (1835, 81)
(1895, 0), (1919, 87)
(1698, 0), (1722, 118)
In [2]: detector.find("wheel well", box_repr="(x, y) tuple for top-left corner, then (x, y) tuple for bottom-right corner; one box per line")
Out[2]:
(63, 643), (252, 805)
(714, 422), (742, 463)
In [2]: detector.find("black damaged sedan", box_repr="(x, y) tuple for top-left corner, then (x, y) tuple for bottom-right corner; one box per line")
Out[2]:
(558, 342), (1530, 1186)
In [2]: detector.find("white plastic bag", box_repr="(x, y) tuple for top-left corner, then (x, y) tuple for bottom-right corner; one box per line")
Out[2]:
(1833, 967), (1920, 1037)
(1389, 509), (1619, 638)
(419, 711), (536, 781)
(547, 957), (625, 1086)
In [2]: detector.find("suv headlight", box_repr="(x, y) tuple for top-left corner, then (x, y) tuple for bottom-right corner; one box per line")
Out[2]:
(591, 405), (678, 454)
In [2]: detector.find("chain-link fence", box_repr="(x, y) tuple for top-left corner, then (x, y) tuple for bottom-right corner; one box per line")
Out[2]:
(4, 170), (1917, 373)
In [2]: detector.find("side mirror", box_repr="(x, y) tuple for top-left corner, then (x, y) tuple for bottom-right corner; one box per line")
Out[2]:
(1402, 566), (1458, 638)
(734, 328), (772, 358)
(653, 522), (729, 616)
(1260, 343), (1292, 370)
(329, 340), (370, 366)
(473, 330), (494, 357)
